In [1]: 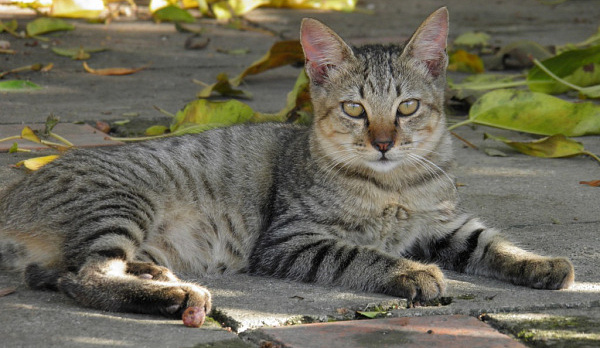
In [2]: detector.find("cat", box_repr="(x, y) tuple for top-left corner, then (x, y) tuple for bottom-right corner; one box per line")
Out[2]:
(0, 7), (574, 318)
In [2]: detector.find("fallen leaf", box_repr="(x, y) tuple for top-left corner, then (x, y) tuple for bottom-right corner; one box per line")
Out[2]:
(201, 0), (358, 19)
(579, 180), (600, 187)
(254, 69), (312, 124)
(52, 46), (108, 60)
(453, 31), (490, 47)
(486, 40), (553, 70)
(449, 89), (600, 136)
(0, 80), (41, 91)
(21, 126), (42, 143)
(356, 311), (384, 319)
(170, 99), (255, 134)
(0, 19), (18, 34)
(448, 49), (484, 73)
(528, 44), (600, 94)
(216, 47), (250, 55)
(8, 142), (19, 153)
(230, 40), (304, 86)
(51, 0), (104, 19)
(145, 125), (169, 136)
(95, 121), (111, 133)
(483, 148), (508, 157)
(16, 155), (60, 171)
(26, 17), (74, 37)
(532, 59), (600, 98)
(83, 62), (149, 76)
(184, 35), (210, 50)
(152, 5), (195, 23)
(196, 72), (252, 99)
(484, 133), (600, 163)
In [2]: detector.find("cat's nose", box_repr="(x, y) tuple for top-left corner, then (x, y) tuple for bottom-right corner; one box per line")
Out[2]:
(372, 139), (394, 153)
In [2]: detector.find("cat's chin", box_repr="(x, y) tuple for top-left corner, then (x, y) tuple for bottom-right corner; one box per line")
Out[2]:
(364, 159), (400, 173)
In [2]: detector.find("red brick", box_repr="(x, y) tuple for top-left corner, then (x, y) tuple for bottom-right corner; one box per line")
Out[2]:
(254, 315), (525, 348)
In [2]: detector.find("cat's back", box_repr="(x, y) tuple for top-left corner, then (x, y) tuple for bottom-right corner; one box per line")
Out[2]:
(1, 122), (305, 229)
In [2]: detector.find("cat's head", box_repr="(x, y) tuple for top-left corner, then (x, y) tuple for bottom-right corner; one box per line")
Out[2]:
(301, 7), (451, 176)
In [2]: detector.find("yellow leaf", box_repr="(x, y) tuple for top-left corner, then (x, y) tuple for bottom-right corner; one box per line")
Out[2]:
(51, 0), (105, 19)
(21, 126), (42, 143)
(448, 49), (484, 73)
(83, 62), (149, 76)
(16, 155), (59, 171)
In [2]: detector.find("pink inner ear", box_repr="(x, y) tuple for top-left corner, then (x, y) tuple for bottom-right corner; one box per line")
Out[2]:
(300, 19), (347, 84)
(408, 9), (449, 77)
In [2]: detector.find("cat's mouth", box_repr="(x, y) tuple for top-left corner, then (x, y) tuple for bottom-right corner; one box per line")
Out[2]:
(365, 157), (400, 172)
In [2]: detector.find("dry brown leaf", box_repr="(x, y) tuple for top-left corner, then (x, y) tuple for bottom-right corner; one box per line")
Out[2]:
(83, 62), (149, 76)
(579, 180), (600, 187)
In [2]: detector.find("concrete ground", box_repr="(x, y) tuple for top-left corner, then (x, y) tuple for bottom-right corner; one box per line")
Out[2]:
(1, 0), (599, 347)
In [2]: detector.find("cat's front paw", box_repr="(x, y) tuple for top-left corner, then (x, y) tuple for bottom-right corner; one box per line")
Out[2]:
(516, 257), (574, 290)
(160, 283), (212, 318)
(385, 262), (446, 302)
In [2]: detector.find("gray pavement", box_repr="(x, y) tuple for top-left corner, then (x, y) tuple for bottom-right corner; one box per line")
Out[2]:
(1, 0), (600, 347)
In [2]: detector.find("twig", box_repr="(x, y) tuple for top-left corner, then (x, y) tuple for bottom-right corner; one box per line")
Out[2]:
(450, 131), (478, 150)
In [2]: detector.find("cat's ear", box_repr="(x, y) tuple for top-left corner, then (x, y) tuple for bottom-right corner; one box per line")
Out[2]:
(300, 18), (353, 85)
(402, 7), (449, 77)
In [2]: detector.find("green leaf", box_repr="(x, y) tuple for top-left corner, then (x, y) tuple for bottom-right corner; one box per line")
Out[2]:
(356, 311), (385, 319)
(8, 142), (18, 153)
(527, 45), (600, 94)
(171, 99), (255, 133)
(484, 133), (600, 163)
(0, 19), (18, 34)
(0, 80), (41, 91)
(453, 31), (490, 47)
(152, 5), (195, 23)
(449, 89), (600, 136)
(26, 18), (74, 37)
(532, 59), (600, 98)
(255, 69), (312, 124)
(145, 125), (169, 136)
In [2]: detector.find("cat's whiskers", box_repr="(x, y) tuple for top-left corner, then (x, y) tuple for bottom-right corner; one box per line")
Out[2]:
(406, 153), (456, 191)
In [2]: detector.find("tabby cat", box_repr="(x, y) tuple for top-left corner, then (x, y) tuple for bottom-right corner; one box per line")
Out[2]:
(0, 7), (574, 318)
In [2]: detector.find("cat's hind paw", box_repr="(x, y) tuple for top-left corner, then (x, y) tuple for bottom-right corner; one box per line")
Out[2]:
(126, 261), (179, 282)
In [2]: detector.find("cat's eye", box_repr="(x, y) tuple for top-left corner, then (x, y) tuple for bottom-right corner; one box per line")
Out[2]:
(397, 99), (419, 117)
(341, 102), (366, 118)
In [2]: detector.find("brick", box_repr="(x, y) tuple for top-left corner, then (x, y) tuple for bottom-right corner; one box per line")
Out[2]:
(253, 315), (525, 348)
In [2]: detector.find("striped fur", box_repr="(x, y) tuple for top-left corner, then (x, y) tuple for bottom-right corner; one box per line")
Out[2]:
(0, 8), (573, 318)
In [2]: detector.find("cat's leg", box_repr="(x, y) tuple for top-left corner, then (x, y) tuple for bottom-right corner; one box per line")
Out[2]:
(249, 222), (445, 302)
(56, 256), (211, 317)
(408, 216), (574, 290)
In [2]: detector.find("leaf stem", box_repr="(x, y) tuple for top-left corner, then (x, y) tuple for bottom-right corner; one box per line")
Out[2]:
(582, 151), (600, 164)
(49, 132), (74, 147)
(0, 135), (21, 143)
(152, 105), (176, 118)
(532, 58), (583, 92)
(447, 119), (473, 131)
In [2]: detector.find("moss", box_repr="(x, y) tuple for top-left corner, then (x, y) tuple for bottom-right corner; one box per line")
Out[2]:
(483, 313), (600, 347)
